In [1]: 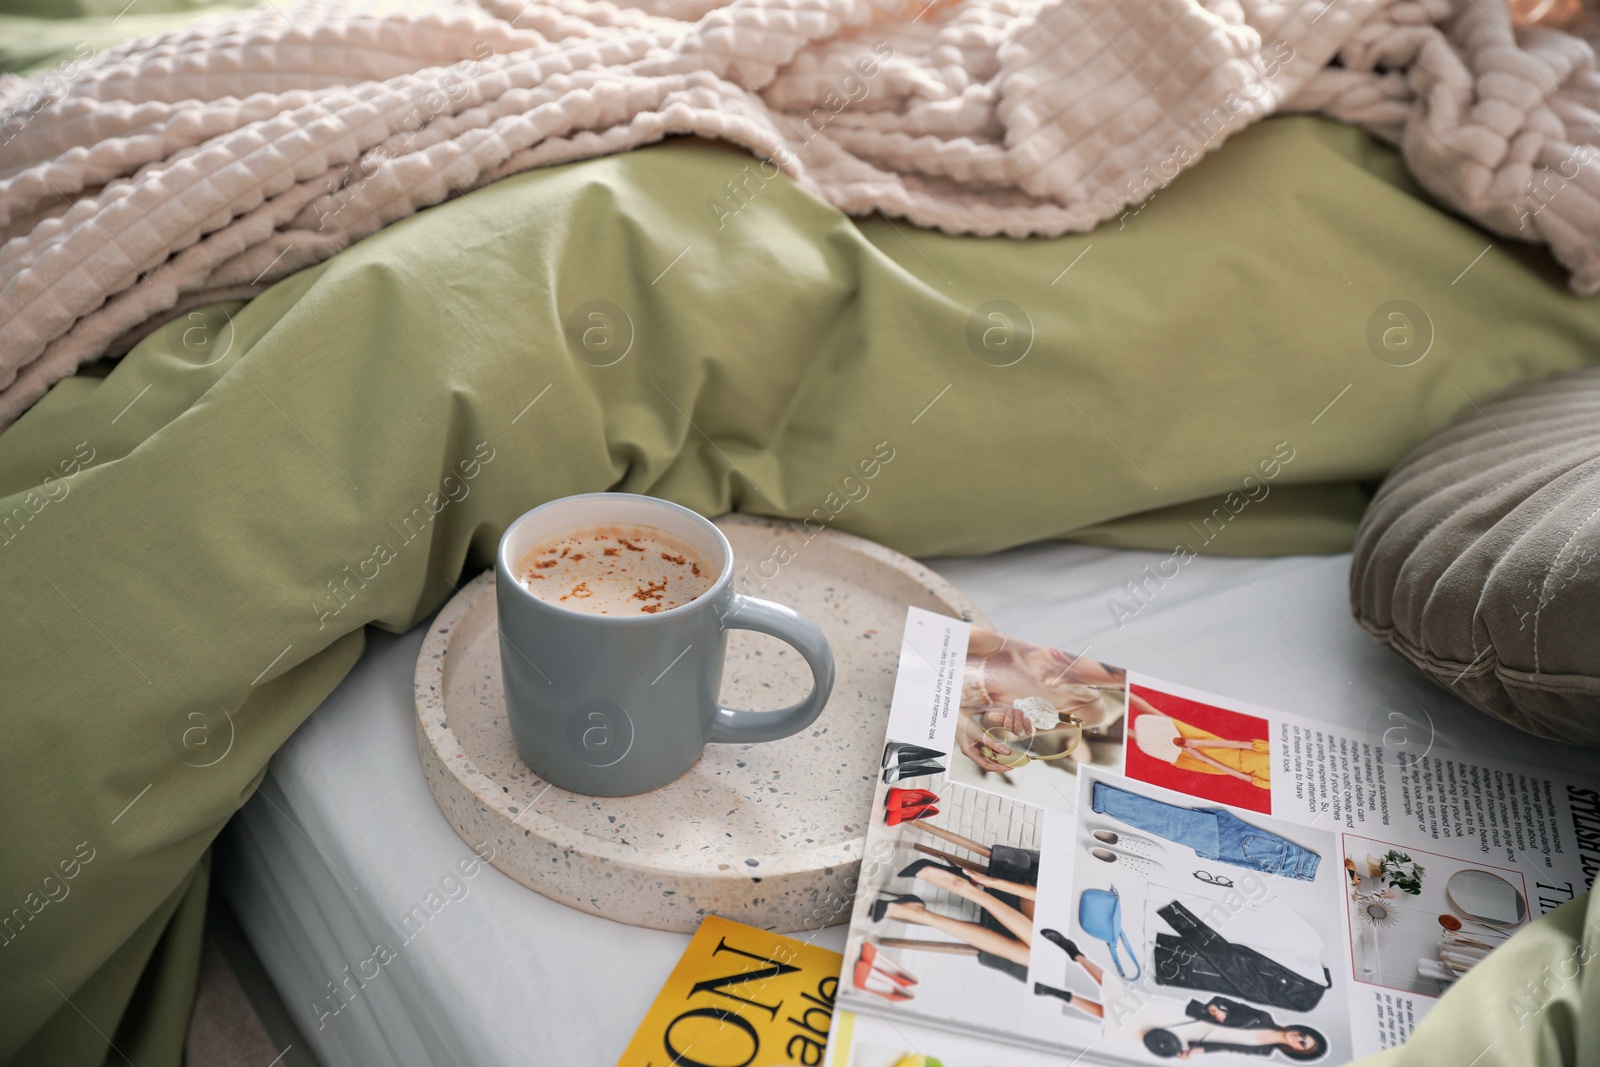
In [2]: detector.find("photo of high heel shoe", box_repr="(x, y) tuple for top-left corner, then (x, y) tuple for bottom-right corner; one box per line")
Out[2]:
(883, 758), (946, 784)
(853, 944), (917, 1002)
(871, 893), (925, 922)
(852, 962), (915, 1002)
(885, 804), (939, 827)
(885, 787), (939, 812)
(859, 942), (918, 986)
(882, 741), (943, 768)
(897, 858), (975, 884)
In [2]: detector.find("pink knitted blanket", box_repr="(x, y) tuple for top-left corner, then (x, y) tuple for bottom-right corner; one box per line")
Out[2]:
(2, 0), (1598, 427)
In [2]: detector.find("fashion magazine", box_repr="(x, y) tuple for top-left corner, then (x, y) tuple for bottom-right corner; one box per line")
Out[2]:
(824, 608), (1600, 1066)
(616, 915), (842, 1066)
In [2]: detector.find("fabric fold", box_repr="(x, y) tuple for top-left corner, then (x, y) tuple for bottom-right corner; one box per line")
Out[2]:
(5, 0), (1600, 424)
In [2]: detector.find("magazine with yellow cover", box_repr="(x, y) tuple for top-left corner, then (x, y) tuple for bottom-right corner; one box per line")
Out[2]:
(617, 915), (843, 1067)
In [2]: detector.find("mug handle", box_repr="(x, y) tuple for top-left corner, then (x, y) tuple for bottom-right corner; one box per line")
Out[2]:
(708, 594), (835, 744)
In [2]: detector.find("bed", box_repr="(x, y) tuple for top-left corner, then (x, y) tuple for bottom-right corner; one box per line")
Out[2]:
(6, 0), (1600, 1063)
(216, 541), (1598, 1066)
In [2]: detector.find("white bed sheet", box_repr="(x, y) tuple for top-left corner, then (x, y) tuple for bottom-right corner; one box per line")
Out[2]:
(217, 543), (1596, 1067)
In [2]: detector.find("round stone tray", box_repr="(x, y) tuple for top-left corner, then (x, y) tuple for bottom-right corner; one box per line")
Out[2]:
(415, 514), (988, 933)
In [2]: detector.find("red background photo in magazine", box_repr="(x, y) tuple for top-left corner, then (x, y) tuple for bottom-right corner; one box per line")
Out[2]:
(1124, 684), (1273, 814)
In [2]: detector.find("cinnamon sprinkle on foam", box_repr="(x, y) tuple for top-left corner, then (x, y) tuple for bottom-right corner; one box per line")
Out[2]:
(517, 525), (713, 615)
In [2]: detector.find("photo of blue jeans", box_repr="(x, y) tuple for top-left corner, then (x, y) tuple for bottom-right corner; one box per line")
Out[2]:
(1091, 780), (1320, 882)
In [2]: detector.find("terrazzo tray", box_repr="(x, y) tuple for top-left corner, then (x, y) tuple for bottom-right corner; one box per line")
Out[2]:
(414, 514), (987, 933)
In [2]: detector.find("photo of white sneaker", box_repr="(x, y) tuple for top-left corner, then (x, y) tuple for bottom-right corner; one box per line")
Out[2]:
(1088, 847), (1167, 878)
(1087, 826), (1167, 859)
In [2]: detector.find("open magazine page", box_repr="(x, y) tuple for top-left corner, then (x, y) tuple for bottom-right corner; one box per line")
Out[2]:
(824, 608), (1600, 1067)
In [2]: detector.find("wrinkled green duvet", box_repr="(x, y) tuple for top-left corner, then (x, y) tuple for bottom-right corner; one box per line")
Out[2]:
(5, 31), (1600, 1060)
(1367, 894), (1600, 1067)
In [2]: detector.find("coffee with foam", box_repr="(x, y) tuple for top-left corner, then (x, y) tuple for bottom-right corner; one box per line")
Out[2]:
(516, 525), (715, 615)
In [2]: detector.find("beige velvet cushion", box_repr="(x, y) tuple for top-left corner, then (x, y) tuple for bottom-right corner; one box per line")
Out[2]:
(1351, 365), (1600, 744)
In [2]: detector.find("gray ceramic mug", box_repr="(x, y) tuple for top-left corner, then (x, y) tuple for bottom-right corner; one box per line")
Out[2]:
(495, 493), (836, 796)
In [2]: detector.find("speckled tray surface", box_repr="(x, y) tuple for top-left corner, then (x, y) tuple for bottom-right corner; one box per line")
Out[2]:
(415, 514), (989, 933)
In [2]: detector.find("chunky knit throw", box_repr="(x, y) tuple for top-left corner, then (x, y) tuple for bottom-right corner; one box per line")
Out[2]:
(1, 0), (1598, 427)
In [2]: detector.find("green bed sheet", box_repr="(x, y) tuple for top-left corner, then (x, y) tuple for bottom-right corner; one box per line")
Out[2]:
(3, 69), (1600, 1065)
(0, 0), (258, 72)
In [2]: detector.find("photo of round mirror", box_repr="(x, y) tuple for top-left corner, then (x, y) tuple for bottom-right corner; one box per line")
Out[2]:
(1446, 869), (1528, 928)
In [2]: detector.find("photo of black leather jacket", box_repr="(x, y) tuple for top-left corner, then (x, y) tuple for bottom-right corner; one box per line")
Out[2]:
(1152, 901), (1332, 1011)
